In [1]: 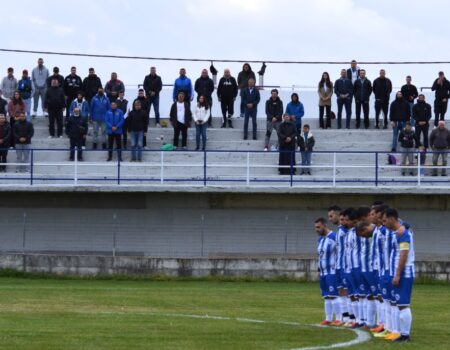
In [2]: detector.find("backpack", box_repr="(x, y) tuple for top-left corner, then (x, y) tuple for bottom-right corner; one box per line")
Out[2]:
(388, 154), (397, 165)
(161, 143), (176, 151)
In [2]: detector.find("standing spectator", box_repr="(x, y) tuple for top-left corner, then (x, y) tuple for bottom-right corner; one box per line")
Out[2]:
(82, 68), (102, 103)
(46, 67), (64, 88)
(173, 68), (193, 103)
(318, 72), (333, 129)
(217, 69), (238, 128)
(389, 91), (410, 152)
(143, 66), (162, 127)
(413, 94), (432, 149)
(1, 68), (18, 101)
(277, 113), (297, 175)
(90, 87), (111, 150)
(237, 63), (256, 118)
(65, 107), (88, 161)
(353, 69), (372, 129)
(264, 89), (283, 151)
(105, 72), (125, 103)
(373, 69), (393, 129)
(194, 69), (215, 127)
(105, 101), (124, 161)
(31, 58), (49, 118)
(0, 114), (11, 171)
(431, 71), (450, 127)
(7, 91), (25, 148)
(116, 91), (129, 149)
(298, 124), (315, 175)
(63, 66), (82, 118)
(17, 70), (34, 122)
(169, 92), (192, 150)
(193, 95), (210, 151)
(285, 93), (305, 148)
(133, 89), (149, 148)
(44, 79), (66, 138)
(346, 60), (360, 84)
(13, 112), (34, 172)
(334, 69), (353, 129)
(241, 78), (260, 140)
(398, 122), (418, 176)
(127, 100), (148, 162)
(0, 91), (7, 114)
(429, 120), (450, 176)
(401, 76), (418, 126)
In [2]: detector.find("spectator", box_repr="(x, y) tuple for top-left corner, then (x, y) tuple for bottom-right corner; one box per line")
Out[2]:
(237, 63), (256, 118)
(63, 66), (82, 118)
(241, 78), (260, 140)
(105, 101), (124, 161)
(1, 67), (18, 101)
(401, 75), (418, 126)
(133, 89), (149, 148)
(31, 58), (49, 118)
(264, 89), (283, 151)
(389, 91), (411, 152)
(398, 122), (418, 176)
(116, 91), (129, 149)
(353, 69), (372, 129)
(65, 107), (88, 161)
(69, 92), (90, 118)
(346, 60), (360, 84)
(44, 79), (66, 138)
(277, 113), (297, 175)
(0, 114), (11, 172)
(318, 72), (333, 129)
(173, 68), (193, 103)
(194, 69), (214, 127)
(90, 87), (111, 150)
(298, 124), (315, 175)
(0, 91), (7, 114)
(373, 69), (393, 129)
(13, 112), (34, 172)
(285, 93), (305, 148)
(413, 94), (432, 149)
(105, 72), (125, 103)
(429, 120), (450, 176)
(17, 70), (34, 122)
(169, 91), (192, 150)
(334, 69), (353, 129)
(46, 67), (64, 88)
(7, 91), (25, 148)
(193, 95), (210, 151)
(217, 69), (238, 128)
(143, 66), (162, 127)
(431, 71), (450, 127)
(82, 68), (102, 103)
(127, 100), (148, 162)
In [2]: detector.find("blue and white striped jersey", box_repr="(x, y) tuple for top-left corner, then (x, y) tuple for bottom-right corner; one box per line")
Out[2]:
(344, 227), (361, 273)
(381, 226), (394, 276)
(336, 225), (348, 270)
(317, 231), (337, 276)
(360, 235), (373, 273)
(392, 228), (415, 278)
(372, 225), (386, 275)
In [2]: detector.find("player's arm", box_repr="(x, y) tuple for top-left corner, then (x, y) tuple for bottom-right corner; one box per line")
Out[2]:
(393, 250), (408, 286)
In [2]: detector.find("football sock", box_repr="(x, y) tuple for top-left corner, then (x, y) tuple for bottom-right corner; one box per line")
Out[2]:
(399, 308), (412, 336)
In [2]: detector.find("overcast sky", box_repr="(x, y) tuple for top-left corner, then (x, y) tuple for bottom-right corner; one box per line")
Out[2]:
(0, 0), (447, 91)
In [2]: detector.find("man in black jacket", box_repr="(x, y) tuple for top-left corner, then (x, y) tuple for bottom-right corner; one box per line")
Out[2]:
(401, 75), (418, 126)
(0, 114), (11, 171)
(413, 94), (432, 149)
(63, 66), (82, 118)
(334, 69), (353, 129)
(264, 89), (283, 151)
(353, 69), (372, 129)
(217, 69), (238, 128)
(389, 91), (410, 152)
(13, 112), (34, 172)
(398, 122), (418, 176)
(127, 100), (148, 162)
(65, 107), (88, 161)
(143, 67), (163, 127)
(169, 92), (192, 150)
(82, 68), (103, 103)
(133, 89), (150, 148)
(277, 113), (296, 175)
(431, 71), (450, 127)
(44, 79), (66, 138)
(0, 92), (7, 115)
(46, 67), (64, 88)
(194, 69), (215, 127)
(373, 69), (393, 129)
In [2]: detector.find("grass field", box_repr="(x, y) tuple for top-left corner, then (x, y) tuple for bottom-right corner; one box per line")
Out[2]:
(0, 277), (448, 349)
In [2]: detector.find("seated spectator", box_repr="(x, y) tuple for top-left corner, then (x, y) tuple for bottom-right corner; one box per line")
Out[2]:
(264, 89), (283, 151)
(90, 87), (111, 150)
(126, 100), (148, 162)
(430, 120), (450, 176)
(170, 91), (192, 150)
(65, 107), (88, 161)
(241, 78), (260, 140)
(285, 93), (304, 149)
(277, 113), (297, 175)
(398, 122), (418, 176)
(0, 114), (11, 171)
(13, 112), (34, 172)
(413, 94), (432, 149)
(193, 95), (210, 151)
(105, 101), (124, 161)
(298, 124), (315, 175)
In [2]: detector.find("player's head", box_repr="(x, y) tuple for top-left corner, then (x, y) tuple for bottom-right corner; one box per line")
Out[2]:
(355, 220), (373, 237)
(327, 205), (341, 225)
(383, 208), (399, 229)
(357, 206), (371, 222)
(372, 204), (389, 225)
(371, 200), (385, 208)
(341, 207), (357, 228)
(314, 217), (328, 236)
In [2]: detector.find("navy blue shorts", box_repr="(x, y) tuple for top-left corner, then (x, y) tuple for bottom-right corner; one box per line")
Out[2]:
(320, 274), (339, 298)
(336, 269), (344, 289)
(361, 271), (378, 297)
(343, 271), (358, 296)
(380, 274), (394, 302)
(393, 277), (414, 306)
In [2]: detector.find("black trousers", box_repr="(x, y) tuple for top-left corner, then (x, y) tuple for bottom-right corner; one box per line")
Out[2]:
(221, 98), (234, 120)
(108, 134), (122, 158)
(69, 137), (83, 160)
(48, 109), (63, 136)
(374, 100), (389, 127)
(434, 99), (448, 126)
(319, 105), (331, 128)
(0, 149), (8, 171)
(415, 123), (429, 149)
(9, 117), (15, 148)
(173, 122), (188, 147)
(278, 145), (296, 175)
(355, 100), (370, 128)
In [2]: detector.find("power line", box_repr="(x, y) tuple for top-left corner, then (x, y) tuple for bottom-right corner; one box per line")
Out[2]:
(0, 48), (449, 65)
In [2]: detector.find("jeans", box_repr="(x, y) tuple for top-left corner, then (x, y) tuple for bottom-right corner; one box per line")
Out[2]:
(195, 123), (208, 150)
(392, 121), (405, 151)
(48, 109), (63, 137)
(375, 100), (389, 127)
(23, 98), (32, 122)
(301, 151), (312, 173)
(244, 107), (257, 139)
(69, 137), (83, 160)
(173, 122), (188, 147)
(108, 134), (122, 159)
(400, 146), (414, 174)
(148, 95), (160, 124)
(33, 86), (46, 114)
(355, 100), (369, 128)
(92, 121), (106, 145)
(130, 130), (144, 160)
(15, 143), (30, 172)
(319, 105), (331, 129)
(415, 123), (429, 148)
(337, 98), (351, 128)
(432, 149), (448, 175)
(265, 120), (280, 147)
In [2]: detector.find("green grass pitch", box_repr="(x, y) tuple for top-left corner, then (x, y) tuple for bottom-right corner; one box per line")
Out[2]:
(0, 277), (448, 349)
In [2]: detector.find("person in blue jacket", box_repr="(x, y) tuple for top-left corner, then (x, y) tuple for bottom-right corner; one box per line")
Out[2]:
(285, 93), (305, 148)
(173, 68), (193, 103)
(241, 78), (260, 140)
(105, 100), (124, 161)
(17, 70), (34, 122)
(90, 87), (111, 149)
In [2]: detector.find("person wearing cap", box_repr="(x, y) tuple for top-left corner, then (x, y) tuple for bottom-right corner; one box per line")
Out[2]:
(1, 68), (18, 101)
(104, 72), (125, 103)
(64, 66), (82, 118)
(18, 70), (34, 122)
(46, 67), (64, 88)
(431, 71), (450, 127)
(31, 58), (49, 118)
(82, 68), (102, 103)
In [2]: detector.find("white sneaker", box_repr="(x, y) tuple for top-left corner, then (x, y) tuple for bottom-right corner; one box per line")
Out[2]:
(264, 147), (268, 152)
(156, 123), (161, 128)
(48, 135), (53, 139)
(58, 136), (63, 139)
